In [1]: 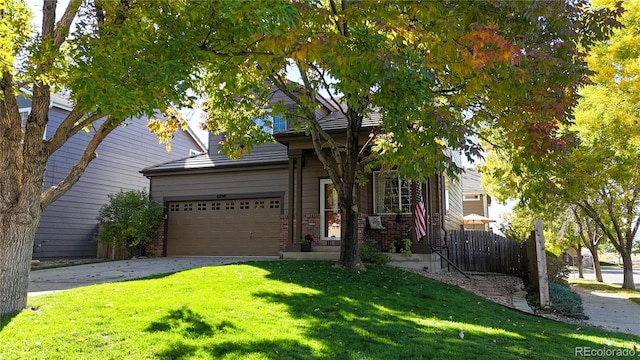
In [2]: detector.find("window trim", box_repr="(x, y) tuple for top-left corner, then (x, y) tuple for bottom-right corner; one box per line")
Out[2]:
(372, 171), (412, 215)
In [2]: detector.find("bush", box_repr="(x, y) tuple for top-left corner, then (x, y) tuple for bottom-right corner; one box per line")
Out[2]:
(360, 244), (391, 265)
(526, 283), (587, 319)
(549, 283), (587, 318)
(95, 190), (163, 256)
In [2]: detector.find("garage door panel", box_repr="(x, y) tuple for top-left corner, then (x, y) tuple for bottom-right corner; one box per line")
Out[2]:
(166, 198), (281, 256)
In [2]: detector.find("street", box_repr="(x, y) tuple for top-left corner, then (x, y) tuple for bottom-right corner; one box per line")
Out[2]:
(570, 265), (640, 289)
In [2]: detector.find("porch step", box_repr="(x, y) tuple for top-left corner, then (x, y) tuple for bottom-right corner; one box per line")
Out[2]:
(312, 245), (340, 253)
(282, 251), (339, 260)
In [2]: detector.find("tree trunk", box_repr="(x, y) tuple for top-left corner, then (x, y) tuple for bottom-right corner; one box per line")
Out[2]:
(0, 213), (40, 315)
(620, 251), (635, 290)
(588, 245), (603, 282)
(576, 246), (584, 278)
(336, 190), (363, 270)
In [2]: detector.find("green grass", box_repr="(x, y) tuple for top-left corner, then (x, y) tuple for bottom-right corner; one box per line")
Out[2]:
(569, 278), (640, 305)
(1, 261), (638, 360)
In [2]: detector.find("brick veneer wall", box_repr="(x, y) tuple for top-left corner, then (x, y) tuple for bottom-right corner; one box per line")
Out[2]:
(280, 213), (367, 249)
(146, 220), (165, 257)
(365, 214), (414, 252)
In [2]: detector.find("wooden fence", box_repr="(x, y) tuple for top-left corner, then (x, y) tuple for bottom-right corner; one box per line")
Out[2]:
(445, 230), (527, 276)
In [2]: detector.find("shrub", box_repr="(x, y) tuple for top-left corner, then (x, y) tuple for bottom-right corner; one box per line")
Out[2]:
(95, 190), (163, 256)
(360, 244), (391, 265)
(526, 283), (587, 319)
(548, 283), (587, 318)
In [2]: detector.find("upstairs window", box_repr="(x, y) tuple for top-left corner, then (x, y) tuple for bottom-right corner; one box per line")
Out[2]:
(19, 108), (30, 131)
(254, 111), (288, 134)
(19, 107), (46, 140)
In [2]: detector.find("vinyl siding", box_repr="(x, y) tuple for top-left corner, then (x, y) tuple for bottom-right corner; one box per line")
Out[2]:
(33, 107), (202, 259)
(463, 197), (487, 217)
(444, 150), (464, 231)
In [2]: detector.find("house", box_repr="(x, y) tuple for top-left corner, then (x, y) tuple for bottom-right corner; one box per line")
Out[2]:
(461, 168), (493, 231)
(18, 94), (206, 259)
(141, 95), (463, 268)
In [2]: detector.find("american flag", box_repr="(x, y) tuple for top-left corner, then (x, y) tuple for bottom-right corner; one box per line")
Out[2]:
(415, 184), (427, 240)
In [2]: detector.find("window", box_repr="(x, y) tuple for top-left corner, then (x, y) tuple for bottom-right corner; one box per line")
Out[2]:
(320, 179), (340, 240)
(19, 108), (30, 131)
(373, 171), (411, 214)
(18, 107), (47, 140)
(254, 112), (287, 134)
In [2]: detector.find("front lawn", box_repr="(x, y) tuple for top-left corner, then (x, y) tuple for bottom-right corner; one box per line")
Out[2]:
(570, 278), (640, 305)
(1, 261), (638, 359)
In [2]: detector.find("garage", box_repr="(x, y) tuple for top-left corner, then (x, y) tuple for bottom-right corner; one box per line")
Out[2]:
(166, 197), (282, 256)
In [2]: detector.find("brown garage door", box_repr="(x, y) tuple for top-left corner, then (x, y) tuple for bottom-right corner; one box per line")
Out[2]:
(166, 198), (282, 256)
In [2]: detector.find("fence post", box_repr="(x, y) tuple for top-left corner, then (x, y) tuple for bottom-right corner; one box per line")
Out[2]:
(534, 219), (550, 308)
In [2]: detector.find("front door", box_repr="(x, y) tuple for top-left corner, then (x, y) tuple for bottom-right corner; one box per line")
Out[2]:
(320, 179), (340, 240)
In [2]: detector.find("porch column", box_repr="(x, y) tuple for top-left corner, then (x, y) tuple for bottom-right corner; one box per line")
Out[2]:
(288, 149), (304, 244)
(295, 153), (303, 243)
(288, 157), (295, 244)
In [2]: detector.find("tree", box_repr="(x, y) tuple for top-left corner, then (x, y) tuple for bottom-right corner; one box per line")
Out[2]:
(483, 0), (638, 289)
(198, 0), (619, 270)
(0, 0), (292, 315)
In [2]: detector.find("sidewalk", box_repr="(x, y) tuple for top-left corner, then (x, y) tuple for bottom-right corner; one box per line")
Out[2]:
(29, 257), (277, 296)
(573, 286), (640, 337)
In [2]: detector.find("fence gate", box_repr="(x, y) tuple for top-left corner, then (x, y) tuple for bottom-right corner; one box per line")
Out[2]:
(445, 230), (527, 275)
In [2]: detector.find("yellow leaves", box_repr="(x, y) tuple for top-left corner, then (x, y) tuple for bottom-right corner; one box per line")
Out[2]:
(146, 111), (188, 153)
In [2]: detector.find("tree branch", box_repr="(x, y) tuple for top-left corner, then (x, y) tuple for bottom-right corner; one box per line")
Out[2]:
(308, 62), (346, 115)
(40, 116), (121, 209)
(47, 109), (104, 154)
(54, 0), (82, 47)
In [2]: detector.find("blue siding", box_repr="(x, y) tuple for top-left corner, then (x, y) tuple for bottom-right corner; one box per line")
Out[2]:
(33, 107), (202, 259)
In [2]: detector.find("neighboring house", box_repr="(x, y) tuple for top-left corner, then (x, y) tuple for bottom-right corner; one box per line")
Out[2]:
(18, 94), (206, 259)
(141, 93), (463, 266)
(461, 168), (492, 231)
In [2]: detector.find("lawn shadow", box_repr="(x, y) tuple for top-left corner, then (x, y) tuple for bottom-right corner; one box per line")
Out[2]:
(244, 261), (640, 359)
(146, 305), (218, 339)
(0, 311), (19, 332)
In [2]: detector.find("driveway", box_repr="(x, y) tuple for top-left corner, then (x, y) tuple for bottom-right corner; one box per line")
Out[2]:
(29, 257), (278, 296)
(570, 267), (640, 337)
(573, 287), (640, 337)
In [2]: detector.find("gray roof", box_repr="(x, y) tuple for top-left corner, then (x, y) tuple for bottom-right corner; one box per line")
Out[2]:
(142, 110), (381, 175)
(276, 110), (382, 136)
(141, 143), (288, 175)
(461, 168), (486, 193)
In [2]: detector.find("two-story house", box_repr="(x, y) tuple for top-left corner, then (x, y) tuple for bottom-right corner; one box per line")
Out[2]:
(19, 94), (206, 259)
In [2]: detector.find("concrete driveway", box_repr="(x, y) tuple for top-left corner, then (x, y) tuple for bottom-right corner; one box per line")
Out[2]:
(570, 267), (640, 337)
(28, 257), (278, 296)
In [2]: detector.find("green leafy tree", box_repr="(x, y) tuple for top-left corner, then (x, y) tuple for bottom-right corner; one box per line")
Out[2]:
(0, 0), (292, 315)
(483, 0), (639, 289)
(198, 0), (619, 269)
(95, 190), (163, 256)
